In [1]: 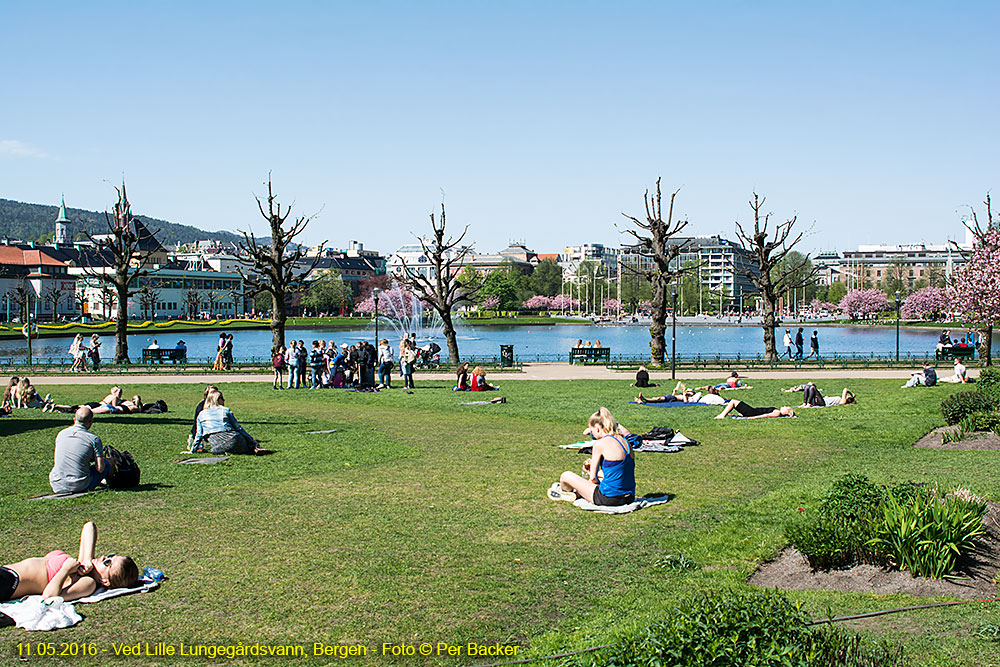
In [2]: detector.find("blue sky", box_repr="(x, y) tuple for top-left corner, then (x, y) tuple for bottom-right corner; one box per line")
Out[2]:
(2, 1), (997, 255)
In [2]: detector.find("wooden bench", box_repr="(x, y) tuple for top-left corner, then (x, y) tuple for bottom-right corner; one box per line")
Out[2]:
(936, 346), (975, 361)
(142, 348), (187, 364)
(569, 347), (610, 363)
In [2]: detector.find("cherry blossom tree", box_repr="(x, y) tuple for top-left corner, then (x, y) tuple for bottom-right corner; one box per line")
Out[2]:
(480, 295), (500, 310)
(839, 289), (890, 320)
(602, 298), (621, 313)
(522, 295), (553, 310)
(354, 285), (418, 315)
(950, 192), (997, 364)
(949, 228), (1000, 365)
(901, 287), (950, 321)
(550, 294), (579, 311)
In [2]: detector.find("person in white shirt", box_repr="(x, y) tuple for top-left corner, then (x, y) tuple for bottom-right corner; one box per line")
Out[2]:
(782, 329), (793, 359)
(939, 359), (969, 383)
(147, 339), (160, 350)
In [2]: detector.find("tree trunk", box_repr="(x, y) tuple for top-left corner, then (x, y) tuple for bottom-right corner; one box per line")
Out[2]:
(648, 275), (667, 366)
(979, 325), (993, 366)
(761, 292), (778, 362)
(271, 292), (287, 354)
(440, 308), (460, 364)
(114, 280), (130, 363)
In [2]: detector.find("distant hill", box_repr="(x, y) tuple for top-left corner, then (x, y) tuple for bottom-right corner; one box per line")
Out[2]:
(0, 198), (245, 247)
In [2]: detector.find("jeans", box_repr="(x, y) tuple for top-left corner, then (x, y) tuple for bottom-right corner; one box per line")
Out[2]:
(401, 362), (414, 389)
(311, 366), (323, 388)
(288, 365), (298, 388)
(378, 362), (392, 387)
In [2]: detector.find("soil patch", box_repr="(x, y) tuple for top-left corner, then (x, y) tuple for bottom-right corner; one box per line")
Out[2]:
(749, 503), (1000, 599)
(914, 425), (1000, 450)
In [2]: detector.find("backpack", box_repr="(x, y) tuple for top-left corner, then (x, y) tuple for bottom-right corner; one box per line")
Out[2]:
(272, 353), (285, 369)
(104, 445), (140, 489)
(141, 399), (169, 414)
(640, 427), (675, 442)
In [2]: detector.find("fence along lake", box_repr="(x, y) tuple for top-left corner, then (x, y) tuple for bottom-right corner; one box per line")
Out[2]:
(1, 321), (990, 364)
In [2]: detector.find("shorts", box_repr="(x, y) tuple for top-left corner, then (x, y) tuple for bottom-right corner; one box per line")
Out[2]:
(0, 565), (20, 602)
(733, 402), (776, 418)
(100, 403), (121, 414)
(593, 487), (635, 507)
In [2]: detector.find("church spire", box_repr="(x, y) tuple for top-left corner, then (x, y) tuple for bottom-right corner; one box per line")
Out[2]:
(54, 194), (71, 245)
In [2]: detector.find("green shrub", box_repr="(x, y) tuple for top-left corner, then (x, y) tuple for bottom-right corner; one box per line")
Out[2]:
(959, 411), (1000, 433)
(867, 488), (987, 578)
(578, 589), (905, 667)
(784, 475), (884, 568)
(940, 391), (995, 425)
(977, 366), (1000, 404)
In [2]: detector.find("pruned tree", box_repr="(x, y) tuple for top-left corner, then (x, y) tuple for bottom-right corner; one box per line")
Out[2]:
(734, 192), (818, 361)
(619, 179), (698, 365)
(951, 192), (997, 364)
(137, 282), (160, 321)
(398, 203), (479, 363)
(235, 177), (324, 352)
(81, 182), (162, 363)
(183, 288), (202, 319)
(42, 282), (66, 322)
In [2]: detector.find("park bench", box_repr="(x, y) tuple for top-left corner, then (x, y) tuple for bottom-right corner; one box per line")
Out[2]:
(142, 348), (187, 364)
(936, 346), (975, 361)
(569, 347), (610, 363)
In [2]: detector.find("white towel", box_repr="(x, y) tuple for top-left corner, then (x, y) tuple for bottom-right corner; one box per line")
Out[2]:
(572, 494), (671, 514)
(0, 596), (82, 631)
(74, 576), (159, 604)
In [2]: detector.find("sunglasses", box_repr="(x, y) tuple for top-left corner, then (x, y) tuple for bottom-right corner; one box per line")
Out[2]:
(102, 554), (116, 568)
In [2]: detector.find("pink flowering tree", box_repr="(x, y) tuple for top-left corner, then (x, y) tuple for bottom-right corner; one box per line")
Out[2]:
(602, 298), (621, 314)
(523, 295), (553, 310)
(839, 289), (890, 320)
(637, 300), (652, 312)
(354, 286), (418, 316)
(480, 295), (500, 310)
(902, 287), (950, 321)
(949, 228), (1000, 364)
(550, 294), (579, 311)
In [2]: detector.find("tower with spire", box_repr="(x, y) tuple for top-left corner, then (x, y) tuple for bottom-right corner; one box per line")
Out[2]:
(54, 195), (71, 245)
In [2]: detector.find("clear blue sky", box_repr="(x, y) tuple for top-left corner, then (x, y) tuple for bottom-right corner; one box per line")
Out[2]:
(2, 1), (997, 255)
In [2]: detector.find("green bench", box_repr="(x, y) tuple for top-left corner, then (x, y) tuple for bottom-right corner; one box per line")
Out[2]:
(142, 348), (187, 364)
(570, 347), (610, 363)
(936, 346), (975, 361)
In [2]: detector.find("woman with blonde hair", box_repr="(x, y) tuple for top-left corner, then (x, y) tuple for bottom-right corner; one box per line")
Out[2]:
(191, 389), (270, 455)
(470, 366), (498, 391)
(69, 334), (87, 372)
(549, 408), (636, 506)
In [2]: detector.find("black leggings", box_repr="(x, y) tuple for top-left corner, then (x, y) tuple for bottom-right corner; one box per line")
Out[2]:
(734, 402), (777, 418)
(803, 384), (825, 407)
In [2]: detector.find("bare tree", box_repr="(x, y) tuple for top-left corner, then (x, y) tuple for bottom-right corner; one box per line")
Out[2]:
(398, 203), (479, 363)
(734, 193), (817, 362)
(235, 177), (324, 352)
(953, 192), (996, 364)
(183, 288), (202, 319)
(137, 281), (161, 320)
(619, 179), (698, 365)
(42, 283), (67, 322)
(81, 182), (162, 363)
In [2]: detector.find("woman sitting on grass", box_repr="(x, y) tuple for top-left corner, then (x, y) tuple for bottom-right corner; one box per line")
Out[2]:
(715, 399), (795, 419)
(16, 377), (50, 410)
(191, 389), (271, 455)
(2, 376), (19, 410)
(1, 521), (139, 603)
(549, 407), (636, 506)
(470, 366), (498, 391)
(455, 362), (471, 391)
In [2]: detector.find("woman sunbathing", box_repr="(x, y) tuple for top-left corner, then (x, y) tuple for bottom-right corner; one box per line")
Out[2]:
(800, 386), (856, 408)
(1, 521), (139, 603)
(45, 386), (126, 414)
(549, 407), (636, 506)
(715, 399), (795, 419)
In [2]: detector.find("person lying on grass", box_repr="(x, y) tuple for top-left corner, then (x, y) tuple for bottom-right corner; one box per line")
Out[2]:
(46, 391), (151, 415)
(798, 386), (856, 408)
(1, 521), (139, 603)
(191, 389), (272, 455)
(694, 372), (752, 391)
(636, 384), (727, 405)
(714, 400), (796, 419)
(549, 408), (636, 506)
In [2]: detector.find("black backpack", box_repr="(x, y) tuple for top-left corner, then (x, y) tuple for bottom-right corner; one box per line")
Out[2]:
(640, 427), (675, 442)
(105, 445), (141, 489)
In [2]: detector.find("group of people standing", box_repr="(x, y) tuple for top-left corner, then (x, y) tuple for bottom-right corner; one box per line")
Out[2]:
(272, 337), (414, 390)
(67, 334), (102, 372)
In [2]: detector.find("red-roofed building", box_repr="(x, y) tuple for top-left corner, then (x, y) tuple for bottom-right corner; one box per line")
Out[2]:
(0, 241), (77, 320)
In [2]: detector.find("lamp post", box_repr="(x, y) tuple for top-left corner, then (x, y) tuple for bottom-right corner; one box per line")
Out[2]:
(671, 285), (678, 380)
(373, 288), (381, 350)
(894, 290), (901, 362)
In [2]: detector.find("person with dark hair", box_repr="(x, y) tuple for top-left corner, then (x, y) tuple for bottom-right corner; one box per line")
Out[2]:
(213, 333), (226, 371)
(223, 334), (234, 370)
(801, 386), (856, 407)
(794, 327), (804, 360)
(309, 341), (325, 389)
(714, 400), (796, 419)
(455, 362), (471, 391)
(1, 522), (139, 602)
(805, 330), (819, 359)
(902, 362), (938, 388)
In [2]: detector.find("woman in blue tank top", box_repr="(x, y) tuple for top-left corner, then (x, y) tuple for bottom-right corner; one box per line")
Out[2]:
(549, 407), (636, 506)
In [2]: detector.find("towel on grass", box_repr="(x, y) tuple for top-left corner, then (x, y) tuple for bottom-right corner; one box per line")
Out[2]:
(630, 401), (712, 407)
(559, 432), (696, 452)
(305, 429), (338, 434)
(29, 488), (107, 501)
(177, 456), (230, 465)
(731, 415), (796, 419)
(573, 494), (671, 514)
(0, 577), (160, 631)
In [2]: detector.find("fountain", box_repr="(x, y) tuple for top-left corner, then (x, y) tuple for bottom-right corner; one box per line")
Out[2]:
(367, 284), (444, 345)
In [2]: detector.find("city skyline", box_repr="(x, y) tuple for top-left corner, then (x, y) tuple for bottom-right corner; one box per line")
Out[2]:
(2, 2), (997, 256)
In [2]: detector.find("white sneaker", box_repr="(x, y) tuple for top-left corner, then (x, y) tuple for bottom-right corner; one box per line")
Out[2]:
(546, 482), (577, 502)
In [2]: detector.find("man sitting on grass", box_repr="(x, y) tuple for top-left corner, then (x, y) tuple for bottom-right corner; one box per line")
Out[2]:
(49, 406), (114, 494)
(902, 362), (937, 388)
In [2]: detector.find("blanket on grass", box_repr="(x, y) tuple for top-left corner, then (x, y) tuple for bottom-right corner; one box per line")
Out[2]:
(573, 494), (671, 514)
(731, 415), (796, 419)
(630, 401), (713, 407)
(0, 577), (160, 631)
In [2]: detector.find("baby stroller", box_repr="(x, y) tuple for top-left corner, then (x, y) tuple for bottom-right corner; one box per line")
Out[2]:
(415, 342), (442, 369)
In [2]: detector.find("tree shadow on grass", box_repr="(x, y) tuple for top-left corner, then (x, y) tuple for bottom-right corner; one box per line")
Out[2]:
(0, 415), (190, 438)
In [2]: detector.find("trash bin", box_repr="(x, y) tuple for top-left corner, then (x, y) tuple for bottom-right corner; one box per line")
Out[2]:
(499, 345), (514, 368)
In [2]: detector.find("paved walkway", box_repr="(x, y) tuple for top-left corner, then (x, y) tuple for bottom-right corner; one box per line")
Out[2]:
(23, 363), (978, 385)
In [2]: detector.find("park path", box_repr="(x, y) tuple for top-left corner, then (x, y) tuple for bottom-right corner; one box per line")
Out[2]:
(21, 363), (977, 385)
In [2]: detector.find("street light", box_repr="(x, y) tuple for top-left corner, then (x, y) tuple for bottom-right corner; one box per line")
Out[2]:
(671, 285), (678, 380)
(894, 290), (901, 362)
(373, 288), (381, 350)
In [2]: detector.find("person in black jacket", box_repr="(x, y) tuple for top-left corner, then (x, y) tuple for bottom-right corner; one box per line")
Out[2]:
(794, 328), (804, 360)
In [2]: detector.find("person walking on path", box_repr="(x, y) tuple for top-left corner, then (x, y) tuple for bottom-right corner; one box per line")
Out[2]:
(213, 333), (226, 371)
(87, 334), (102, 372)
(782, 329), (793, 359)
(794, 328), (804, 360)
(805, 330), (820, 359)
(223, 334), (234, 370)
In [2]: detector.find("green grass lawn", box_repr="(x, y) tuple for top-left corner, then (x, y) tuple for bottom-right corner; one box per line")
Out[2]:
(1, 378), (998, 665)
